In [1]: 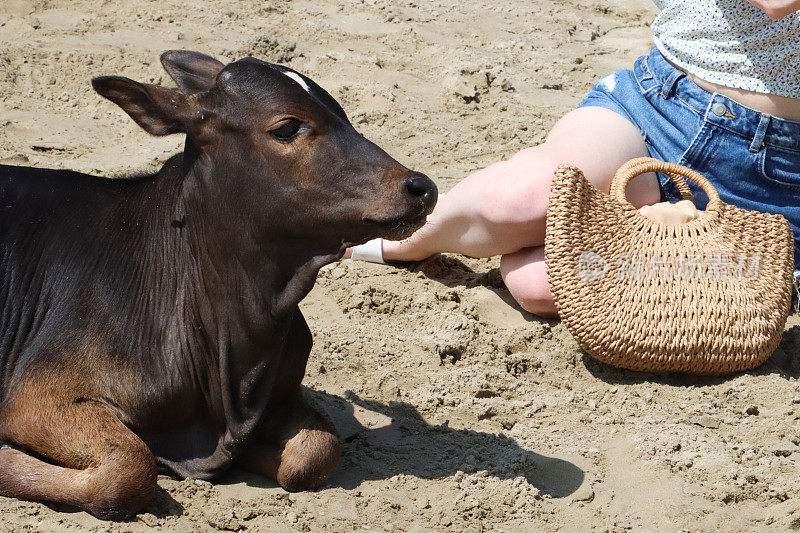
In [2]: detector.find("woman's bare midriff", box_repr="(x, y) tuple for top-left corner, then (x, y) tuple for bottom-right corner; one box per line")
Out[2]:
(682, 69), (800, 122)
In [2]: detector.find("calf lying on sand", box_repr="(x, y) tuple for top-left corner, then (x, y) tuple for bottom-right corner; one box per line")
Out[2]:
(0, 50), (437, 519)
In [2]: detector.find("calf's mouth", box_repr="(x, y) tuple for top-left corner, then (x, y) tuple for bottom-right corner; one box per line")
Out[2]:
(364, 176), (438, 240)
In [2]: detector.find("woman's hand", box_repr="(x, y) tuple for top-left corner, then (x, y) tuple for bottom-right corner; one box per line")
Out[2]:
(638, 200), (701, 225)
(746, 0), (800, 18)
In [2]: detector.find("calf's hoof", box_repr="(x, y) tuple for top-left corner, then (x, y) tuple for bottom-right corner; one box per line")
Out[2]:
(277, 429), (340, 492)
(85, 480), (156, 521)
(88, 504), (140, 522)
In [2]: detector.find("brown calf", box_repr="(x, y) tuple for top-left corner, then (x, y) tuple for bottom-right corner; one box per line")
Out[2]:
(0, 50), (436, 519)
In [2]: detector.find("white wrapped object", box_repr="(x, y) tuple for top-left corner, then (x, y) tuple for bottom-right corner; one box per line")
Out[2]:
(350, 238), (384, 264)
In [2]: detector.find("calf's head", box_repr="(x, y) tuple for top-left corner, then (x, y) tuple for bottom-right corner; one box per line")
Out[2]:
(92, 51), (437, 246)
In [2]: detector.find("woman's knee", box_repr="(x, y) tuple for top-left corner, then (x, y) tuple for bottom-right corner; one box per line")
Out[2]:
(500, 247), (558, 317)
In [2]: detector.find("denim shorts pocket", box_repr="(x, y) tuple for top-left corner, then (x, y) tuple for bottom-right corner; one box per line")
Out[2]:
(633, 56), (659, 96)
(759, 146), (800, 190)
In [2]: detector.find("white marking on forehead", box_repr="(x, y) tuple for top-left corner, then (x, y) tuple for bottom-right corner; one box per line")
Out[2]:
(282, 71), (311, 94)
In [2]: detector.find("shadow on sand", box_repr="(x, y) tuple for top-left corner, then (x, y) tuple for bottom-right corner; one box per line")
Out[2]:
(403, 254), (555, 324)
(409, 254), (503, 290)
(582, 324), (800, 386)
(301, 389), (584, 498)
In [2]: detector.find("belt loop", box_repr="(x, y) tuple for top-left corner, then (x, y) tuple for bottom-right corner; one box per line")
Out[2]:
(660, 69), (683, 99)
(749, 114), (771, 153)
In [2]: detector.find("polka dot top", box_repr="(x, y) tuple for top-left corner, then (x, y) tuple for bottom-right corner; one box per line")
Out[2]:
(652, 0), (800, 98)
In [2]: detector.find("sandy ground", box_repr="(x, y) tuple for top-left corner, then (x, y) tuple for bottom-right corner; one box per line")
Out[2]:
(2, 0), (800, 531)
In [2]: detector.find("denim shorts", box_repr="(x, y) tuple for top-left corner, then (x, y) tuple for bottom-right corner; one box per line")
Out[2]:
(580, 46), (800, 307)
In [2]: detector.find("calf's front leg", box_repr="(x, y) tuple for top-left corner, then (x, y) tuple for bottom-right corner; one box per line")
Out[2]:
(239, 391), (340, 492)
(0, 381), (157, 520)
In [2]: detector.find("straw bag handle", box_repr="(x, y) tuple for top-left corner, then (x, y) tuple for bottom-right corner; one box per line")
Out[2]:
(610, 157), (723, 213)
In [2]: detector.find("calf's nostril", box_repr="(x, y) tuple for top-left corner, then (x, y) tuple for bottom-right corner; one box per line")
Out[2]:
(404, 174), (435, 198)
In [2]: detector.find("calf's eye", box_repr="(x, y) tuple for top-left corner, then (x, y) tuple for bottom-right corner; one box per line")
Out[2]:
(269, 119), (306, 142)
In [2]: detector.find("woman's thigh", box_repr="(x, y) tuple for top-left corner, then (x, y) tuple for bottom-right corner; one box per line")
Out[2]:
(474, 105), (660, 252)
(544, 105), (659, 203)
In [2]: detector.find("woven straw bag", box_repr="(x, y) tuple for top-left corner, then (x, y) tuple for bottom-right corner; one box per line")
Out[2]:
(545, 157), (794, 374)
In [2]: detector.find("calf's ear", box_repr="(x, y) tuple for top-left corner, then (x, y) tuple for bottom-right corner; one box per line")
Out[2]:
(160, 50), (226, 94)
(92, 76), (190, 136)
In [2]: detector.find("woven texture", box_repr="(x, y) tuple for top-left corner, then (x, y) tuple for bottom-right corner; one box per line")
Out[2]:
(545, 157), (794, 375)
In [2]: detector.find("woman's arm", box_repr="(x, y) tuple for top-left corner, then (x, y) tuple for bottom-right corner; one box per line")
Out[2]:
(746, 0), (800, 18)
